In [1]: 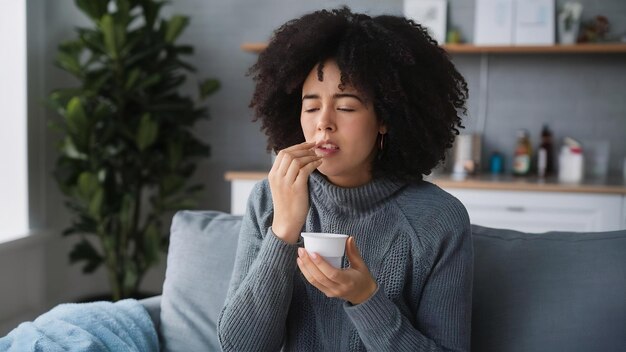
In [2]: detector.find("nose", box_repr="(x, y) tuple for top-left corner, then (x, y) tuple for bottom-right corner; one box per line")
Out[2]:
(317, 108), (336, 132)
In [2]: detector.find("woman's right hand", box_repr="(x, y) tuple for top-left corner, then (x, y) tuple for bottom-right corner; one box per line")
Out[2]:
(269, 141), (322, 244)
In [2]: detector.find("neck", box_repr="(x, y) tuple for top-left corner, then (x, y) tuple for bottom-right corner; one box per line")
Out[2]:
(309, 171), (405, 215)
(325, 173), (372, 188)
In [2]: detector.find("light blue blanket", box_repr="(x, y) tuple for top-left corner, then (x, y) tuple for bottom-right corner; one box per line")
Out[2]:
(0, 299), (158, 352)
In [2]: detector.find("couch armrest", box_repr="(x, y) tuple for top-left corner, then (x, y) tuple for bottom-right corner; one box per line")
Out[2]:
(139, 295), (161, 331)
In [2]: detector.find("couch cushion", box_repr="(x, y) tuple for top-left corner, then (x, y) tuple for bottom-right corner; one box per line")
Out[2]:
(159, 210), (242, 352)
(471, 225), (626, 352)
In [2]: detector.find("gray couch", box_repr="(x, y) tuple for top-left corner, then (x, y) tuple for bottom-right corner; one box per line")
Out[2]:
(141, 210), (626, 352)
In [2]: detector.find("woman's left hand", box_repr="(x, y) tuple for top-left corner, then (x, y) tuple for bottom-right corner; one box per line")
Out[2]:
(297, 236), (377, 305)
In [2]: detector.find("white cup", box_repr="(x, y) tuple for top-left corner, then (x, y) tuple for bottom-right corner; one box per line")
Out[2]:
(301, 232), (348, 268)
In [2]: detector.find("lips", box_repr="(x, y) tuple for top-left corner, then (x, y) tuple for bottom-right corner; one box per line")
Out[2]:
(315, 140), (339, 156)
(318, 143), (338, 150)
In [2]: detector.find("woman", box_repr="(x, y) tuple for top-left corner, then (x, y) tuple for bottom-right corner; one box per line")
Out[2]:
(218, 7), (472, 352)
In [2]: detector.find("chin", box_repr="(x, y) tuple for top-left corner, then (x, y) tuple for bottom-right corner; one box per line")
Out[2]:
(316, 164), (353, 182)
(315, 165), (334, 177)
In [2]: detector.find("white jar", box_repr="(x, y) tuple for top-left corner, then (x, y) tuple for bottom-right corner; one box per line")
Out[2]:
(558, 146), (584, 183)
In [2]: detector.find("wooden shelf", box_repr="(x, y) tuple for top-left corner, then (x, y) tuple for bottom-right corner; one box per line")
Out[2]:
(444, 43), (626, 54)
(241, 42), (268, 53)
(225, 171), (626, 195)
(241, 42), (626, 54)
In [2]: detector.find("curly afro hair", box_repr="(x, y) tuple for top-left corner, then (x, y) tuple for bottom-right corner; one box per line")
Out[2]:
(249, 7), (468, 182)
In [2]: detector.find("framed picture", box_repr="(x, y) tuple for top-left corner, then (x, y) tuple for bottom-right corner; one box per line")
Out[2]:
(404, 0), (448, 44)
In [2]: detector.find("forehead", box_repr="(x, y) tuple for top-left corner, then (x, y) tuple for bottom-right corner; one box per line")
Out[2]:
(302, 59), (358, 94)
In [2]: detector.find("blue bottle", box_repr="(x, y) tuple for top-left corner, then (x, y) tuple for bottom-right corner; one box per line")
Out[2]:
(490, 152), (504, 175)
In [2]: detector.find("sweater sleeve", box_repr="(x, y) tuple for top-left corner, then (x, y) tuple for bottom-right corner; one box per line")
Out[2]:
(344, 201), (473, 352)
(217, 181), (301, 352)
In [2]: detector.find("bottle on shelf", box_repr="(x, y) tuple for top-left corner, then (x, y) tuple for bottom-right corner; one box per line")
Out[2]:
(537, 124), (554, 178)
(512, 129), (532, 176)
(489, 151), (504, 175)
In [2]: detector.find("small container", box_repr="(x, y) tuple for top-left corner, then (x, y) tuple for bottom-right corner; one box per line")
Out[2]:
(537, 124), (554, 177)
(490, 152), (504, 175)
(301, 232), (348, 268)
(512, 129), (532, 176)
(537, 148), (547, 178)
(558, 145), (584, 184)
(581, 140), (610, 180)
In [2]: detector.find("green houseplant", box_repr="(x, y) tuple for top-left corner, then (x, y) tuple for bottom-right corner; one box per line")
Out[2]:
(47, 0), (219, 300)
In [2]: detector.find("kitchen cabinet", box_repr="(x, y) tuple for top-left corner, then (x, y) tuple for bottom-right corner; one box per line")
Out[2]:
(446, 189), (623, 233)
(230, 178), (259, 216)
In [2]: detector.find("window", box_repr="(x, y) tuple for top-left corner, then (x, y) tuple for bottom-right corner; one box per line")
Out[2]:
(0, 0), (28, 241)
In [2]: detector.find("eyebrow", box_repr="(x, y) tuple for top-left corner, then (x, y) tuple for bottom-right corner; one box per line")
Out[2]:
(301, 93), (364, 103)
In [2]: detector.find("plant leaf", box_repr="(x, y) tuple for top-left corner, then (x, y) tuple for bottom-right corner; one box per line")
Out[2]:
(100, 14), (126, 60)
(66, 97), (89, 135)
(64, 215), (98, 237)
(173, 45), (193, 55)
(124, 43), (166, 67)
(136, 113), (158, 151)
(58, 40), (84, 56)
(78, 28), (107, 54)
(101, 234), (115, 253)
(65, 97), (90, 149)
(184, 184), (204, 195)
(56, 40), (84, 77)
(88, 188), (104, 219)
(167, 141), (183, 169)
(57, 52), (83, 77)
(124, 68), (141, 91)
(115, 0), (131, 25)
(78, 171), (99, 198)
(48, 88), (83, 112)
(198, 79), (220, 100)
(122, 261), (138, 295)
(164, 15), (189, 44)
(160, 174), (184, 196)
(60, 137), (88, 160)
(136, 73), (162, 90)
(85, 69), (113, 93)
(119, 194), (136, 237)
(174, 58), (196, 72)
(141, 0), (164, 30)
(69, 239), (104, 273)
(75, 0), (108, 21)
(93, 100), (115, 120)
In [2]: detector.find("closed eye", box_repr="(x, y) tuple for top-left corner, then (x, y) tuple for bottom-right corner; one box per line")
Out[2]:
(337, 108), (355, 112)
(304, 108), (319, 113)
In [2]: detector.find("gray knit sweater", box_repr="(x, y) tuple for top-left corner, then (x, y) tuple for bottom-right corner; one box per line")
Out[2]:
(218, 171), (473, 351)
